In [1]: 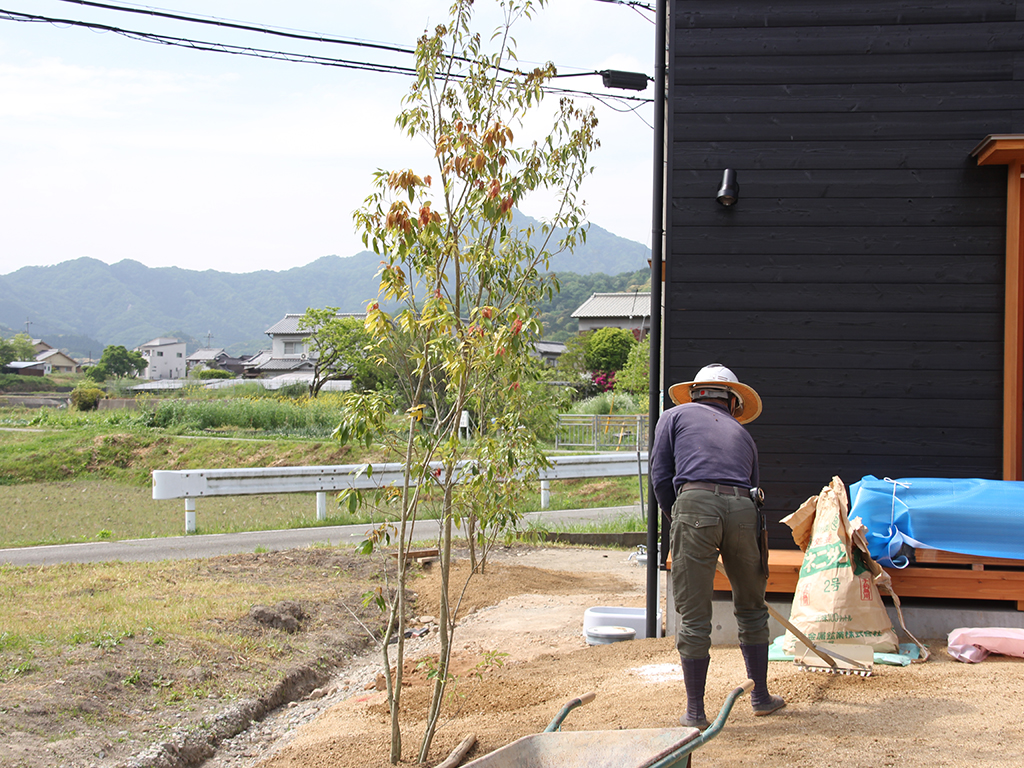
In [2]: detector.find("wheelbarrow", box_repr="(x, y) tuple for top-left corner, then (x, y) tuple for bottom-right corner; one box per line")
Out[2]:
(461, 680), (754, 768)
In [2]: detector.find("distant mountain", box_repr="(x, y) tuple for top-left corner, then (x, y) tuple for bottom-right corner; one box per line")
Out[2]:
(1, 215), (650, 356)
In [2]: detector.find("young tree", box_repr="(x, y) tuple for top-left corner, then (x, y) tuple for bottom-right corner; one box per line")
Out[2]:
(614, 334), (650, 410)
(554, 333), (601, 400)
(339, 2), (597, 762)
(297, 307), (378, 397)
(95, 345), (147, 379)
(0, 333), (38, 366)
(0, 338), (16, 368)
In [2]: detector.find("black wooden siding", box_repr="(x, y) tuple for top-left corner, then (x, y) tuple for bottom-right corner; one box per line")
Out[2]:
(663, 0), (1024, 547)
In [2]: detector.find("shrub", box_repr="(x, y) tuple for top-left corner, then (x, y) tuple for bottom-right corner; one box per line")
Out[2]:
(84, 365), (107, 383)
(70, 386), (106, 411)
(195, 369), (234, 380)
(570, 391), (643, 416)
(0, 374), (58, 394)
(584, 327), (636, 373)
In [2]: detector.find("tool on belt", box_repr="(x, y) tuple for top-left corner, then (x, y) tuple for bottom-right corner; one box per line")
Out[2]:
(749, 486), (768, 579)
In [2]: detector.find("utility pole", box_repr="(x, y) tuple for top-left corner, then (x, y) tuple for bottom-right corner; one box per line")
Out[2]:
(25, 317), (32, 336)
(206, 330), (214, 348)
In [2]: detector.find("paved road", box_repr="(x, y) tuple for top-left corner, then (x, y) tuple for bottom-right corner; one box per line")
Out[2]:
(0, 505), (644, 566)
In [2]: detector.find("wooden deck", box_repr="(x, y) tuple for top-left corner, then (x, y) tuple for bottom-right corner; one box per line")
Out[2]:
(712, 549), (1024, 611)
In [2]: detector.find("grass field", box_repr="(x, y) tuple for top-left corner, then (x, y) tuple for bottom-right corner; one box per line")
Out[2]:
(0, 405), (647, 548)
(0, 395), (647, 766)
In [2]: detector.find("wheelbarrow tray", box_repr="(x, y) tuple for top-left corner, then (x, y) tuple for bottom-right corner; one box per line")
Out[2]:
(461, 726), (702, 768)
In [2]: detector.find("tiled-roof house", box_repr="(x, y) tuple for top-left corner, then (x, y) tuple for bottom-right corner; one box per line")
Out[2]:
(244, 313), (363, 378)
(571, 292), (651, 338)
(35, 348), (79, 373)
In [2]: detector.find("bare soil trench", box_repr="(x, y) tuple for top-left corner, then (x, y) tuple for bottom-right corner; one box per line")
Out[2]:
(3, 545), (1021, 768)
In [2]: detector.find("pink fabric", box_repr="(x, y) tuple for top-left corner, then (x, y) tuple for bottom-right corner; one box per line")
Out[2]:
(947, 627), (1024, 663)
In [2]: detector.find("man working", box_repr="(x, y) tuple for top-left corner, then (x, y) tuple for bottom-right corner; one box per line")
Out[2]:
(651, 363), (785, 728)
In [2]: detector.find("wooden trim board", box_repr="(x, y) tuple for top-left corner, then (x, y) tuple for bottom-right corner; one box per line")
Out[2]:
(710, 549), (1024, 610)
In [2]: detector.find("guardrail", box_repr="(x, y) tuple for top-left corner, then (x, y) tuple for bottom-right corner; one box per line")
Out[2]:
(153, 452), (648, 533)
(555, 414), (648, 451)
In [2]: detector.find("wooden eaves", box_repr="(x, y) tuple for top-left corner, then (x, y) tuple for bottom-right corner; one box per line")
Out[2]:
(972, 135), (1024, 481)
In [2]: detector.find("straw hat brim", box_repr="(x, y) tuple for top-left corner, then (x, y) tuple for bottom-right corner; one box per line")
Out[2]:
(667, 379), (762, 424)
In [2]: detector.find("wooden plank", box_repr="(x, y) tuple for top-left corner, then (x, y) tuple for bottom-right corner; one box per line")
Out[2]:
(670, 168), (1005, 199)
(671, 109), (1011, 142)
(754, 461), (1001, 487)
(735, 398), (996, 430)
(392, 548), (440, 561)
(671, 22), (1024, 57)
(755, 425), (999, 454)
(667, 226), (1005, 256)
(672, 54), (1013, 86)
(713, 549), (804, 593)
(665, 339), (1003, 371)
(746, 425), (1001, 459)
(913, 549), (1024, 568)
(672, 1), (1017, 29)
(664, 310), (1003, 342)
(672, 82), (1024, 116)
(665, 364), (1002, 397)
(670, 140), (1007, 171)
(711, 550), (1024, 608)
(665, 283), (1003, 314)
(887, 566), (1024, 603)
(660, 369), (1002, 415)
(1005, 161), (1024, 480)
(668, 196), (1004, 228)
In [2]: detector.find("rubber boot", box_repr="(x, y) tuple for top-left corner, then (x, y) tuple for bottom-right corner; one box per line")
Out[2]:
(740, 643), (786, 716)
(679, 656), (711, 729)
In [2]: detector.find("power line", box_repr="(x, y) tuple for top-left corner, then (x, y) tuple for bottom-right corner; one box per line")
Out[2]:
(0, 8), (421, 75)
(48, 0), (647, 86)
(0, 4), (651, 105)
(590, 0), (657, 21)
(592, 0), (655, 8)
(52, 0), (424, 57)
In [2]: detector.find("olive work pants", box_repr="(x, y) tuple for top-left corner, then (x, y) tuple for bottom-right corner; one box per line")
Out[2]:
(670, 488), (770, 659)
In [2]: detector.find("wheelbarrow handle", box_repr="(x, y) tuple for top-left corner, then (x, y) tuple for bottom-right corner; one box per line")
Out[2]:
(645, 680), (754, 768)
(544, 692), (597, 732)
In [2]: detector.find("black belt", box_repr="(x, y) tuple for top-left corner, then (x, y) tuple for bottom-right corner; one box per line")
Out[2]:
(680, 482), (747, 497)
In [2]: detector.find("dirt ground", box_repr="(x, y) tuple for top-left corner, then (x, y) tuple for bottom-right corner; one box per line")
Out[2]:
(3, 545), (1022, 768)
(222, 546), (1022, 768)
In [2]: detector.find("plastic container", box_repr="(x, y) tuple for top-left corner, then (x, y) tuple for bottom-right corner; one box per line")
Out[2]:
(586, 625), (637, 645)
(583, 606), (662, 641)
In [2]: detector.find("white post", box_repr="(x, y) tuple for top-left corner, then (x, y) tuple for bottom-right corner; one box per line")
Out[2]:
(316, 491), (327, 521)
(185, 498), (196, 534)
(540, 479), (550, 509)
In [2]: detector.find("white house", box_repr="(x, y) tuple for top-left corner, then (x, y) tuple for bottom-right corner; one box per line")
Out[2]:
(135, 337), (186, 380)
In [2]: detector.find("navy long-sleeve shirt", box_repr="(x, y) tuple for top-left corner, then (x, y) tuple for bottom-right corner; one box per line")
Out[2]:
(650, 401), (759, 513)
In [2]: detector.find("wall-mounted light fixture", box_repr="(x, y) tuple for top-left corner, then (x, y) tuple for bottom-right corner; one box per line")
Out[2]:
(716, 168), (739, 206)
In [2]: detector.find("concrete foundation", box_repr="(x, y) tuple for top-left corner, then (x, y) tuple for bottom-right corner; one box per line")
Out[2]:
(665, 576), (1022, 646)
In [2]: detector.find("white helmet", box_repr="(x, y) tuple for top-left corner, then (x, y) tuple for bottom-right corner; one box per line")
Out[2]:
(668, 363), (762, 424)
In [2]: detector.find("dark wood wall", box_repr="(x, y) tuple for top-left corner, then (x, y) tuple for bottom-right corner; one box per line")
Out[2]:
(663, 0), (1024, 546)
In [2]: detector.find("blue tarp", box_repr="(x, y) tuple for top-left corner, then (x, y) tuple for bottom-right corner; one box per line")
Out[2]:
(848, 476), (1024, 567)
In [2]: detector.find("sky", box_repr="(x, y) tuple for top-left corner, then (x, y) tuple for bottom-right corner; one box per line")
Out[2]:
(0, 0), (656, 275)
